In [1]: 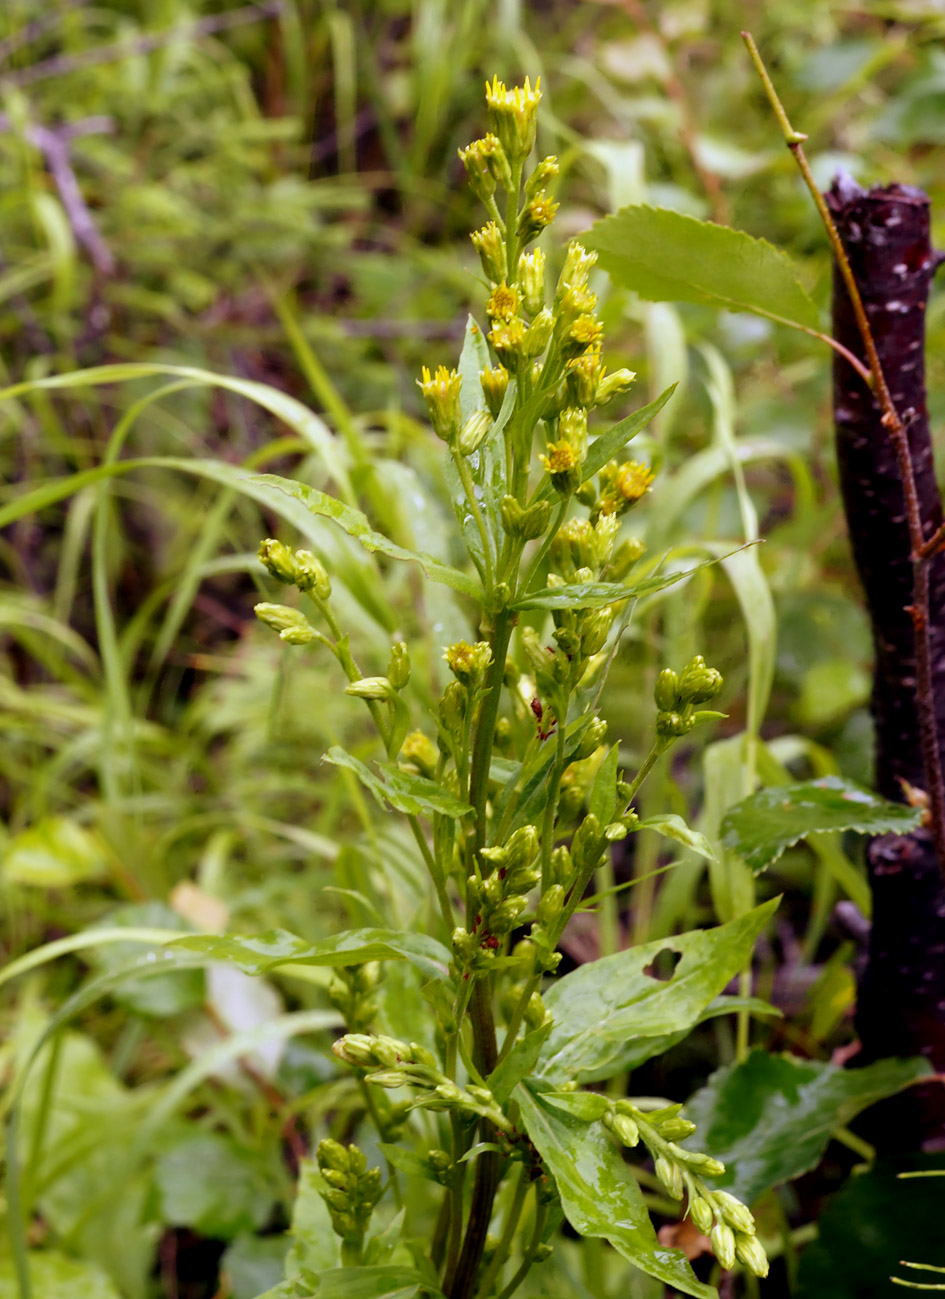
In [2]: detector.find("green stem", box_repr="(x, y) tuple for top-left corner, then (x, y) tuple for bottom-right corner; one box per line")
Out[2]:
(623, 740), (667, 805)
(494, 1201), (548, 1299)
(358, 1078), (403, 1207)
(453, 449), (496, 592)
(468, 609), (516, 845)
(832, 1124), (876, 1163)
(539, 709), (569, 889)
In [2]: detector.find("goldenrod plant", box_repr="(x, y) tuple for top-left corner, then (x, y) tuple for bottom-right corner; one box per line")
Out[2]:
(251, 77), (768, 1299)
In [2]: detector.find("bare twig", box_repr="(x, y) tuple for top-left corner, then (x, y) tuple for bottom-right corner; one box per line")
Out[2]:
(743, 30), (945, 882)
(0, 113), (116, 275)
(0, 1), (285, 89)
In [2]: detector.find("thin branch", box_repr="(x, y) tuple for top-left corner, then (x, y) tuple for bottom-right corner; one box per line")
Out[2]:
(0, 2), (284, 89)
(743, 30), (945, 882)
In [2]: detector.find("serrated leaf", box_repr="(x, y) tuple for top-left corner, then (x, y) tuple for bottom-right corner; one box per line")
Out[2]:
(638, 813), (717, 861)
(684, 1049), (932, 1206)
(583, 205), (820, 330)
(170, 927), (451, 983)
(324, 747), (472, 818)
(720, 775), (922, 874)
(517, 1086), (715, 1299)
(537, 898), (778, 1083)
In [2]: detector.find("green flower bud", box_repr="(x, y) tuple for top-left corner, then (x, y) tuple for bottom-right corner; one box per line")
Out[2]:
(525, 155), (559, 200)
(491, 896), (528, 932)
(400, 730), (438, 778)
(348, 1145), (367, 1175)
(678, 655), (723, 705)
(321, 1168), (354, 1190)
(571, 813), (603, 873)
(471, 221), (508, 283)
(367, 1069), (410, 1087)
(439, 681), (467, 736)
(655, 1156), (683, 1200)
(565, 351), (603, 407)
(690, 1195), (715, 1235)
(505, 824), (540, 873)
(611, 1113), (640, 1147)
(549, 845), (573, 887)
(458, 408), (493, 456)
(294, 550), (331, 598)
(580, 606), (613, 657)
(524, 990), (548, 1029)
(258, 537), (297, 584)
(735, 1232), (769, 1278)
(657, 1117), (697, 1141)
(317, 1138), (351, 1173)
(332, 1034), (377, 1067)
(333, 1211), (358, 1237)
(254, 602), (316, 643)
(323, 1188), (350, 1212)
(345, 676), (393, 700)
(518, 248), (546, 315)
(654, 669), (680, 712)
(678, 1150), (725, 1178)
(427, 1148), (452, 1172)
(595, 367), (637, 404)
(573, 717), (608, 761)
(481, 364), (510, 418)
(387, 641), (410, 690)
(609, 536), (646, 579)
(558, 241), (598, 294)
(715, 1191), (757, 1235)
(656, 709), (695, 739)
(557, 783), (585, 822)
(524, 307), (554, 357)
(458, 136), (499, 203)
(537, 884), (565, 927)
(711, 1221), (737, 1270)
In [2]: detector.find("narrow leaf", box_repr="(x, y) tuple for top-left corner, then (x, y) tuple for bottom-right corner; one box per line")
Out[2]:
(720, 775), (922, 874)
(487, 1022), (553, 1104)
(171, 928), (452, 983)
(323, 747), (472, 819)
(638, 813), (717, 862)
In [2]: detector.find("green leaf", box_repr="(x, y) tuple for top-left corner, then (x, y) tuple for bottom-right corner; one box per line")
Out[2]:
(517, 1086), (715, 1299)
(0, 1252), (122, 1299)
(85, 902), (205, 1017)
(537, 1090), (612, 1122)
(684, 1049), (932, 1205)
(638, 813), (716, 862)
(170, 927), (452, 983)
(795, 1155), (945, 1298)
(511, 580), (635, 611)
(487, 1021), (553, 1104)
(313, 1268), (446, 1298)
(1, 816), (108, 888)
(588, 743), (620, 826)
(323, 747), (472, 818)
(537, 897), (778, 1083)
(533, 386), (678, 502)
(155, 1131), (274, 1239)
(583, 205), (820, 330)
(720, 775), (922, 874)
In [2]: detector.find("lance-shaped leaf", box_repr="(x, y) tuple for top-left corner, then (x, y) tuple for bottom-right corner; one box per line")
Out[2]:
(323, 747), (472, 819)
(517, 1086), (716, 1299)
(683, 1049), (932, 1206)
(537, 897), (778, 1083)
(583, 205), (820, 330)
(171, 927), (452, 983)
(512, 550), (743, 612)
(720, 775), (922, 874)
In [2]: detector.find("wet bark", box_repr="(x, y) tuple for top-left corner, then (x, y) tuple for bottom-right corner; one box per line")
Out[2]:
(827, 177), (945, 1143)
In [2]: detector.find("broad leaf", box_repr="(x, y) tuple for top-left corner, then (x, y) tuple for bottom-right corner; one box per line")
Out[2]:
(517, 1086), (715, 1299)
(720, 775), (921, 874)
(171, 927), (452, 983)
(156, 1131), (274, 1239)
(0, 1252), (122, 1299)
(684, 1049), (932, 1205)
(537, 897), (778, 1083)
(310, 1268), (445, 1299)
(2, 816), (108, 888)
(588, 742), (620, 826)
(324, 747), (472, 818)
(795, 1155), (945, 1298)
(487, 1022), (552, 1104)
(583, 205), (820, 330)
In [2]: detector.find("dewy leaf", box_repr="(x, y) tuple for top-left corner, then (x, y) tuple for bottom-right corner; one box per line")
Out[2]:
(684, 1049), (932, 1206)
(170, 927), (452, 983)
(720, 775), (922, 875)
(323, 746), (472, 818)
(517, 1086), (716, 1299)
(537, 897), (778, 1083)
(583, 205), (820, 330)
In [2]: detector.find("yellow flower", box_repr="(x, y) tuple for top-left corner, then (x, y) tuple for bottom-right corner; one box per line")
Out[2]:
(486, 282), (520, 322)
(417, 365), (462, 442)
(484, 75), (542, 162)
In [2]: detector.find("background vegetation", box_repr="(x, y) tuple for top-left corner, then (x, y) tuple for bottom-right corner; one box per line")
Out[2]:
(3, 1), (945, 1296)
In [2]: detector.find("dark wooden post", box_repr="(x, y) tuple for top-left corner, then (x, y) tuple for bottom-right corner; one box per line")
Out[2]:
(828, 176), (945, 1141)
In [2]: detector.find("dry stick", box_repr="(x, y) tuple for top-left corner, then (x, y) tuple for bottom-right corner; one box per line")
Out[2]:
(743, 31), (945, 883)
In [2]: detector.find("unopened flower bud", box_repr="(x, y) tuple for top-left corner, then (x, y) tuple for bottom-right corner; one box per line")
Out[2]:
(400, 730), (438, 778)
(481, 365), (510, 418)
(611, 1113), (640, 1147)
(573, 716), (608, 761)
(458, 409), (493, 456)
(678, 655), (723, 705)
(294, 550), (331, 598)
(711, 1221), (736, 1270)
(715, 1191), (757, 1235)
(518, 248), (546, 315)
(657, 1117), (697, 1141)
(656, 710), (694, 739)
(571, 813), (603, 872)
(332, 1034), (377, 1067)
(655, 1156), (684, 1200)
(485, 74), (542, 164)
(524, 990), (549, 1029)
(418, 365), (462, 442)
(254, 602), (316, 643)
(566, 350), (603, 407)
(525, 155), (559, 200)
(654, 669), (680, 712)
(444, 639), (493, 688)
(580, 606), (613, 657)
(258, 537), (297, 584)
(458, 137), (499, 203)
(735, 1232), (769, 1278)
(679, 1150), (726, 1178)
(317, 1138), (351, 1173)
(524, 307), (554, 356)
(388, 641), (410, 690)
(367, 1069), (410, 1087)
(516, 191), (559, 246)
(505, 824), (540, 873)
(595, 367), (637, 404)
(346, 676), (393, 700)
(549, 845), (573, 887)
(690, 1195), (715, 1235)
(558, 241), (598, 293)
(537, 884), (565, 927)
(609, 536), (646, 579)
(471, 221), (508, 284)
(439, 681), (467, 737)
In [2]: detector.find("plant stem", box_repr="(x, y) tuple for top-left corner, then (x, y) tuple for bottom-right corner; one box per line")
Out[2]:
(743, 29), (945, 881)
(494, 1201), (548, 1299)
(539, 706), (569, 889)
(475, 1167), (531, 1297)
(453, 448), (496, 592)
